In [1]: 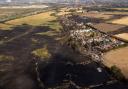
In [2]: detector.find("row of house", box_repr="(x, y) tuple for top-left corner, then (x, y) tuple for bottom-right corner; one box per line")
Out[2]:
(60, 15), (126, 62)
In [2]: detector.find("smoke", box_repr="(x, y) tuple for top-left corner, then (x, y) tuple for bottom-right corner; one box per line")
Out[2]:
(6, 0), (11, 2)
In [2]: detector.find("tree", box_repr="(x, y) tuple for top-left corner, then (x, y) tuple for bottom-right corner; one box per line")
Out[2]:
(110, 65), (125, 81)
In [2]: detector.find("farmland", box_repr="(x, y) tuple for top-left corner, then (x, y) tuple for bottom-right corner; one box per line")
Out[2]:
(57, 7), (71, 16)
(0, 4), (128, 89)
(0, 7), (62, 61)
(111, 8), (128, 11)
(81, 7), (128, 79)
(114, 33), (128, 41)
(103, 46), (128, 79)
(0, 5), (66, 89)
(82, 12), (113, 20)
(81, 6), (128, 79)
(109, 17), (128, 25)
(0, 10), (61, 30)
(0, 8), (47, 22)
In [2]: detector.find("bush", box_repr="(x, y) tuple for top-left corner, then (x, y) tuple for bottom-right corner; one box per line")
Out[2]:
(69, 9), (76, 12)
(110, 65), (125, 81)
(50, 13), (56, 16)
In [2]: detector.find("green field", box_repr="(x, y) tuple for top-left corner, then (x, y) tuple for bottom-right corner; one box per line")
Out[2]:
(0, 8), (46, 22)
(0, 11), (61, 30)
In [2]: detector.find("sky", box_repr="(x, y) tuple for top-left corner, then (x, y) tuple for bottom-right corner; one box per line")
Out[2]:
(0, 0), (128, 3)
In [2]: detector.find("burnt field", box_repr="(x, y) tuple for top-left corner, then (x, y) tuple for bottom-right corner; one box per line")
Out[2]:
(0, 6), (128, 89)
(0, 23), (128, 89)
(0, 24), (60, 89)
(0, 24), (113, 89)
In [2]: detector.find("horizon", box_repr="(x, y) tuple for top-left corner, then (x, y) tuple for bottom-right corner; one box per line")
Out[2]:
(0, 0), (128, 4)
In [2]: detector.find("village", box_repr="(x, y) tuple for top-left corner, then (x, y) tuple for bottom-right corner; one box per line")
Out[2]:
(60, 15), (127, 62)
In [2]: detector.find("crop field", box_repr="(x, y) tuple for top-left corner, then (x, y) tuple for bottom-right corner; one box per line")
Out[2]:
(93, 23), (126, 33)
(114, 33), (128, 41)
(111, 8), (128, 11)
(82, 12), (113, 20)
(0, 8), (45, 22)
(0, 9), (62, 60)
(103, 12), (128, 15)
(0, 11), (61, 30)
(81, 12), (128, 26)
(103, 46), (128, 79)
(109, 17), (128, 25)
